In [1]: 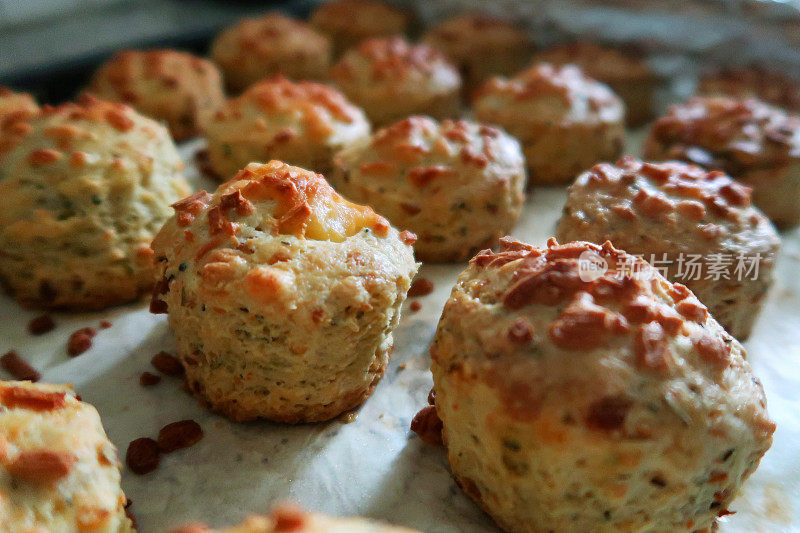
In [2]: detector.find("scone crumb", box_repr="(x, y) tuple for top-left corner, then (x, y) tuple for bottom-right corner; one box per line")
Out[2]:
(410, 405), (444, 446)
(27, 315), (55, 335)
(126, 437), (160, 475)
(151, 351), (184, 376)
(1, 350), (41, 381)
(67, 327), (97, 356)
(140, 372), (161, 387)
(157, 420), (203, 453)
(408, 278), (434, 297)
(409, 301), (422, 312)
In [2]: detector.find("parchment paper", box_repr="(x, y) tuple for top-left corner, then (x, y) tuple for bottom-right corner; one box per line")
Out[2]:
(0, 131), (797, 532)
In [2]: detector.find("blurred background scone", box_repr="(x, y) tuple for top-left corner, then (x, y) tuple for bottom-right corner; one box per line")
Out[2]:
(171, 504), (420, 532)
(151, 161), (417, 423)
(330, 116), (526, 262)
(430, 238), (774, 533)
(699, 66), (800, 113)
(644, 96), (800, 228)
(473, 63), (624, 186)
(329, 37), (461, 127)
(0, 94), (191, 310)
(203, 77), (370, 179)
(0, 381), (133, 532)
(0, 87), (38, 123)
(87, 49), (225, 140)
(422, 14), (534, 91)
(533, 42), (657, 126)
(556, 157), (780, 339)
(310, 0), (410, 57)
(211, 13), (331, 92)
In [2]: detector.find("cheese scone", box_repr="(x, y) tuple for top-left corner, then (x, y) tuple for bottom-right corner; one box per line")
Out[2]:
(151, 161), (418, 423)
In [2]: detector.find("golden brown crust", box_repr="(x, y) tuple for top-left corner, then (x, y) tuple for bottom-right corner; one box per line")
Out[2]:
(0, 94), (190, 310)
(203, 77), (370, 179)
(330, 116), (527, 262)
(422, 14), (533, 88)
(555, 157), (781, 339)
(431, 237), (774, 532)
(88, 49), (225, 140)
(329, 37), (461, 126)
(644, 96), (800, 227)
(310, 0), (410, 56)
(211, 13), (331, 92)
(533, 42), (657, 126)
(151, 161), (417, 424)
(474, 63), (624, 184)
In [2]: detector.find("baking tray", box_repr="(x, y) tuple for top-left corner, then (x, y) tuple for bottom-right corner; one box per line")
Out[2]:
(1, 131), (798, 532)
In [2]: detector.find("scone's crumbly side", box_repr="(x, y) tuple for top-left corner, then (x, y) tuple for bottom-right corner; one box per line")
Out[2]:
(0, 87), (39, 122)
(331, 116), (526, 262)
(88, 49), (225, 140)
(310, 0), (410, 56)
(0, 381), (133, 533)
(644, 96), (800, 228)
(203, 77), (370, 179)
(699, 66), (800, 113)
(211, 13), (331, 92)
(474, 63), (625, 185)
(532, 42), (657, 126)
(556, 157), (781, 339)
(151, 161), (418, 423)
(422, 14), (533, 88)
(329, 37), (462, 127)
(0, 94), (191, 310)
(171, 504), (421, 533)
(431, 238), (774, 533)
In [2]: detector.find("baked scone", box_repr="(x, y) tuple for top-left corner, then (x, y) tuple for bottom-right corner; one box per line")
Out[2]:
(310, 0), (410, 57)
(430, 238), (775, 533)
(699, 66), (800, 113)
(329, 37), (461, 127)
(556, 157), (780, 339)
(88, 49), (225, 140)
(330, 116), (526, 262)
(532, 42), (657, 126)
(0, 94), (191, 310)
(644, 96), (800, 228)
(151, 161), (418, 423)
(422, 14), (533, 90)
(203, 77), (370, 179)
(0, 87), (38, 123)
(0, 381), (133, 532)
(473, 63), (624, 185)
(171, 504), (420, 532)
(211, 13), (331, 92)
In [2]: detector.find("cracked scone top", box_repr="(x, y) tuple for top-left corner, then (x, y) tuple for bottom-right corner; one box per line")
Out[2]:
(329, 37), (461, 127)
(171, 504), (420, 532)
(532, 42), (657, 126)
(310, 0), (410, 56)
(88, 49), (225, 140)
(203, 77), (370, 179)
(556, 157), (780, 340)
(644, 96), (800, 228)
(474, 63), (624, 185)
(422, 14), (533, 88)
(430, 238), (774, 533)
(0, 381), (133, 533)
(151, 161), (418, 423)
(0, 94), (191, 310)
(211, 13), (331, 92)
(330, 116), (526, 262)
